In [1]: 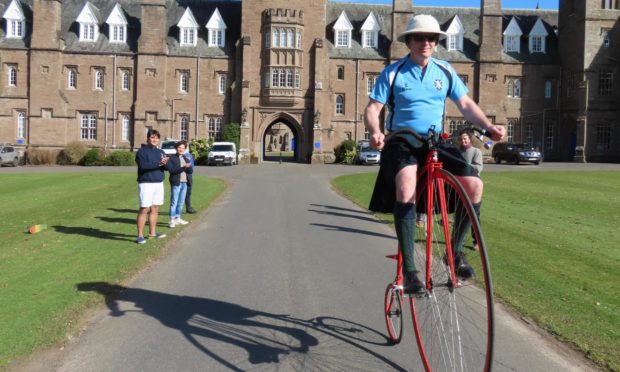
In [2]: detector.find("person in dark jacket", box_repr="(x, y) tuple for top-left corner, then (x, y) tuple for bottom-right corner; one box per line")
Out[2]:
(135, 129), (173, 244)
(183, 151), (196, 213)
(167, 140), (193, 228)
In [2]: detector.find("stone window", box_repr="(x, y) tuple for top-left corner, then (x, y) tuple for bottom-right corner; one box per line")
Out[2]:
(7, 65), (17, 86)
(506, 118), (518, 143)
(598, 70), (613, 96)
(367, 75), (378, 95)
(121, 70), (130, 91)
(209, 29), (224, 47)
(94, 69), (104, 90)
(218, 74), (226, 94)
(602, 0), (619, 9)
(447, 118), (470, 135)
(180, 116), (189, 140)
(337, 66), (344, 80)
(110, 25), (125, 43)
(335, 94), (345, 115)
(506, 77), (522, 98)
(17, 111), (26, 139)
(67, 68), (77, 89)
(121, 115), (130, 141)
(208, 116), (223, 140)
(362, 30), (377, 48)
(458, 74), (468, 87)
(80, 113), (97, 140)
(544, 80), (552, 98)
(602, 29), (611, 48)
(596, 123), (611, 150)
(545, 118), (555, 150)
(268, 68), (299, 88)
(179, 72), (189, 93)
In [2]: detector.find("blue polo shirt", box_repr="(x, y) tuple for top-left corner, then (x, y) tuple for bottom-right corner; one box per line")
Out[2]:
(370, 56), (468, 134)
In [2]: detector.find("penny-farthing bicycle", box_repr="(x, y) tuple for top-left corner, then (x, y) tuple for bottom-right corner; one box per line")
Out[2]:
(384, 127), (495, 372)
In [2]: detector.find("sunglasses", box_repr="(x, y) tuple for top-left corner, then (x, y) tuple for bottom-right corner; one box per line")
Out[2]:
(412, 34), (439, 43)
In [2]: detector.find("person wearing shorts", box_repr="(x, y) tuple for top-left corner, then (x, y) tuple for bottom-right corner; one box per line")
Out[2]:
(135, 129), (170, 244)
(364, 15), (504, 294)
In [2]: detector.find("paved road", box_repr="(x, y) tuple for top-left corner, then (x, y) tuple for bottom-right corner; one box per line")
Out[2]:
(10, 163), (604, 371)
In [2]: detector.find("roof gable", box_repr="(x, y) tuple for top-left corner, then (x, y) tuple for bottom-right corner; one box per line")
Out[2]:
(177, 8), (198, 29)
(333, 11), (353, 31)
(2, 0), (25, 20)
(106, 3), (127, 26)
(76, 2), (100, 24)
(446, 15), (464, 35)
(206, 8), (226, 30)
(361, 11), (380, 32)
(504, 17), (523, 36)
(529, 17), (548, 36)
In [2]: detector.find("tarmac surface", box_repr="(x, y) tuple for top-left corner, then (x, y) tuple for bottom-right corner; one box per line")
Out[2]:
(4, 161), (611, 371)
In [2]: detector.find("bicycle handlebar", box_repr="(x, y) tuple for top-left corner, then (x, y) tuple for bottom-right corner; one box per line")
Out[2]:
(468, 127), (494, 150)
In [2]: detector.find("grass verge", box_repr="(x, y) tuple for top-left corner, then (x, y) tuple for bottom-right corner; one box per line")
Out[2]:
(332, 171), (620, 371)
(0, 173), (226, 369)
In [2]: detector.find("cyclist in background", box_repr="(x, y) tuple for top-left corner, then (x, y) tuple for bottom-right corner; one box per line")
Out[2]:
(364, 15), (504, 294)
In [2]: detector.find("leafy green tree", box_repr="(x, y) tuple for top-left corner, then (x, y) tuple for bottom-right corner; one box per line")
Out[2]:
(189, 138), (213, 165)
(335, 139), (357, 164)
(222, 122), (241, 154)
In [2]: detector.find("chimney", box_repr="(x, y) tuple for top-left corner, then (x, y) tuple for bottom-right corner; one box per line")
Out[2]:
(138, 0), (168, 54)
(393, 0), (413, 13)
(478, 0), (503, 62)
(31, 0), (62, 50)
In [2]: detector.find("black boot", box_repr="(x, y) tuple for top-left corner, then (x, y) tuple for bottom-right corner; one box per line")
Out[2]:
(403, 271), (425, 294)
(454, 252), (475, 279)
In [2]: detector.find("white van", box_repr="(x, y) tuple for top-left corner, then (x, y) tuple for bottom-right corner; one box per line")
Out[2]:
(160, 138), (190, 156)
(208, 142), (237, 166)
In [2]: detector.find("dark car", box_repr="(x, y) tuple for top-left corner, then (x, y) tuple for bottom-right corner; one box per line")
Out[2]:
(491, 143), (542, 165)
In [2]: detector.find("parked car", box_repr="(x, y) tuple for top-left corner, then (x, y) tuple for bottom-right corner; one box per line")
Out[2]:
(491, 143), (542, 165)
(160, 138), (190, 156)
(208, 142), (237, 166)
(0, 145), (19, 167)
(356, 145), (381, 165)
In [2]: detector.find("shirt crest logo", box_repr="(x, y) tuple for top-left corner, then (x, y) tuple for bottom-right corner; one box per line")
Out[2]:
(434, 79), (443, 90)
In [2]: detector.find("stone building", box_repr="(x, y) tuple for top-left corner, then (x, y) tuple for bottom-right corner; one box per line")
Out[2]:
(0, 0), (618, 163)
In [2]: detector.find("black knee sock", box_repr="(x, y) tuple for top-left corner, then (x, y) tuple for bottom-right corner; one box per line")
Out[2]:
(471, 202), (481, 244)
(453, 201), (472, 254)
(394, 202), (416, 274)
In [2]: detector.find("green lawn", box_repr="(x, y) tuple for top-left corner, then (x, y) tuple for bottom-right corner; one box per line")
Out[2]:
(332, 171), (620, 371)
(0, 173), (226, 369)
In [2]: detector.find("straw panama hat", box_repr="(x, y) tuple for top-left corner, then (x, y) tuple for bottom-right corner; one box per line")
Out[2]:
(397, 14), (447, 43)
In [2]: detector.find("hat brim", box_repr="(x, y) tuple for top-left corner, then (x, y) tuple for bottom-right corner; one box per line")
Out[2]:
(397, 30), (447, 43)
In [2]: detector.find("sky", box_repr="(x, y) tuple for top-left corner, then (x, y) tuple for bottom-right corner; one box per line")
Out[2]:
(330, 0), (559, 10)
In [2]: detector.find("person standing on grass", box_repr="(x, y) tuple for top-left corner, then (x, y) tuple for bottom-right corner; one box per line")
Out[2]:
(458, 130), (483, 251)
(167, 140), (193, 228)
(135, 129), (170, 244)
(184, 150), (197, 214)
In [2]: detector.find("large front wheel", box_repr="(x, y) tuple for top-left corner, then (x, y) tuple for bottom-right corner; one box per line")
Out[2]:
(384, 283), (403, 344)
(411, 169), (494, 371)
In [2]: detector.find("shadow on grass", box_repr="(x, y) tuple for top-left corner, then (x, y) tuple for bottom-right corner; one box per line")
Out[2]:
(310, 223), (396, 240)
(96, 216), (135, 225)
(52, 225), (134, 241)
(76, 282), (404, 371)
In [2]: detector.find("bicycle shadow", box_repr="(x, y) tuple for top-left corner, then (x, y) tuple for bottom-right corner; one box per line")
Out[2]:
(77, 282), (406, 371)
(310, 223), (396, 240)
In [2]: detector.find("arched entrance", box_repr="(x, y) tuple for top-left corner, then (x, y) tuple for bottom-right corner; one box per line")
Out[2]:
(262, 119), (299, 163)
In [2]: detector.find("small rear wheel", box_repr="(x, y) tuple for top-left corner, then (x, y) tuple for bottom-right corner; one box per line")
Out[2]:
(384, 283), (403, 344)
